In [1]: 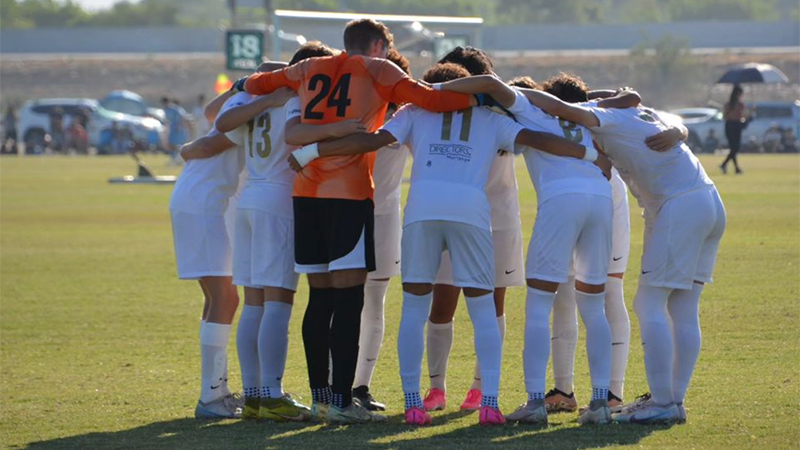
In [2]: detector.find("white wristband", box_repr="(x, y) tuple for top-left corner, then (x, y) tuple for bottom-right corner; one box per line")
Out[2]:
(583, 146), (598, 162)
(292, 143), (320, 168)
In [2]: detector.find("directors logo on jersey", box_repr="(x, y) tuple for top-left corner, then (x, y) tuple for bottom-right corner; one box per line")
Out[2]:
(429, 143), (473, 163)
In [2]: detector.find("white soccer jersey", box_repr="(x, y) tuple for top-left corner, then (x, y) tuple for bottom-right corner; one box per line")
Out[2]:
(486, 152), (521, 231)
(382, 105), (523, 231)
(373, 142), (409, 215)
(588, 105), (715, 213)
(507, 90), (611, 204)
(169, 92), (251, 215)
(225, 102), (295, 218)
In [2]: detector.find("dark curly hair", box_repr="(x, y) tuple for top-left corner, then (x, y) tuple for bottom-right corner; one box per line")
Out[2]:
(543, 72), (589, 103)
(422, 62), (470, 84)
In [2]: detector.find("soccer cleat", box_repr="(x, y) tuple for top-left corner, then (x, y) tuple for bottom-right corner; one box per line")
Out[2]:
(405, 407), (432, 426)
(242, 396), (260, 419)
(258, 395), (312, 422)
(613, 402), (681, 424)
(423, 388), (447, 411)
(720, 164), (728, 174)
(578, 399), (612, 425)
(505, 400), (548, 425)
(544, 388), (578, 413)
(613, 392), (652, 414)
(479, 406), (506, 425)
(676, 403), (687, 424)
(311, 402), (330, 422)
(194, 394), (243, 419)
(580, 391), (623, 414)
(460, 389), (482, 411)
(328, 402), (387, 424)
(353, 385), (386, 411)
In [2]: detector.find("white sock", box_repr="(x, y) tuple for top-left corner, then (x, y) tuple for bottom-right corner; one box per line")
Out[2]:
(259, 301), (292, 399)
(551, 279), (578, 393)
(523, 287), (556, 398)
(465, 294), (502, 398)
(200, 322), (231, 403)
(471, 315), (506, 391)
(236, 304), (263, 399)
(668, 283), (703, 404)
(354, 278), (389, 388)
(575, 290), (612, 397)
(398, 291), (433, 396)
(426, 320), (453, 391)
(605, 277), (630, 399)
(633, 285), (674, 405)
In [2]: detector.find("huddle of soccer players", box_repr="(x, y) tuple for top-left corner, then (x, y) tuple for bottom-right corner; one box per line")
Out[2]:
(169, 17), (726, 427)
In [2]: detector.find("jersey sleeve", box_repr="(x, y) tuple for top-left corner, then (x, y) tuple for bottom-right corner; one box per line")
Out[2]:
(508, 89), (532, 116)
(284, 96), (302, 122)
(493, 113), (526, 152)
(368, 59), (472, 112)
(244, 61), (306, 94)
(224, 125), (246, 146)
(587, 106), (624, 132)
(380, 105), (415, 146)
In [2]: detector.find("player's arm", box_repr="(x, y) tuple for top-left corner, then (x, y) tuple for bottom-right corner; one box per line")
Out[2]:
(180, 133), (235, 161)
(518, 89), (600, 128)
(645, 110), (689, 152)
(434, 75), (517, 109)
(284, 119), (367, 146)
(215, 88), (295, 133)
(287, 130), (397, 172)
(233, 63), (304, 95)
(596, 90), (641, 109)
(515, 128), (612, 179)
(204, 91), (235, 123)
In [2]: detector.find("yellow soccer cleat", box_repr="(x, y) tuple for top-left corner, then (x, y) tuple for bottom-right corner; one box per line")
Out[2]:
(259, 395), (313, 422)
(242, 396), (261, 420)
(312, 402), (330, 422)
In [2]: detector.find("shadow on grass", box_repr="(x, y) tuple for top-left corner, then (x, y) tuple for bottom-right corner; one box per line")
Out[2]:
(19, 413), (664, 450)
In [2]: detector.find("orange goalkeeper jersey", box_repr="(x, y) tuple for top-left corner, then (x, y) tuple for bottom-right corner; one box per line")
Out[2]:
(245, 52), (473, 200)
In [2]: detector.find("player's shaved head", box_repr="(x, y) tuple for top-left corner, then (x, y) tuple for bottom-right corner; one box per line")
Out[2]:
(288, 41), (337, 66)
(387, 48), (411, 76)
(422, 62), (470, 84)
(256, 61), (288, 73)
(437, 46), (493, 76)
(344, 19), (394, 54)
(543, 72), (589, 103)
(508, 76), (540, 90)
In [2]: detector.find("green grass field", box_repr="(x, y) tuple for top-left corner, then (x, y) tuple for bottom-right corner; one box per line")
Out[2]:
(1, 154), (798, 450)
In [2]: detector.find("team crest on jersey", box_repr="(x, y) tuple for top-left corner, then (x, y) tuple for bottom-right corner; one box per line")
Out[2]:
(429, 143), (472, 162)
(638, 110), (658, 123)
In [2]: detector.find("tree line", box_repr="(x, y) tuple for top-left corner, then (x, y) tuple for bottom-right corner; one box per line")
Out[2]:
(1, 0), (797, 29)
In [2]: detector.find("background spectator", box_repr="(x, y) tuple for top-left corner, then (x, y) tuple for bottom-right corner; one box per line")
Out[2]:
(721, 84), (747, 174)
(3, 104), (18, 154)
(702, 129), (719, 154)
(192, 94), (209, 139)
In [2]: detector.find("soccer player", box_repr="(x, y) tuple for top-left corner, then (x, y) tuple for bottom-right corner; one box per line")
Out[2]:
(214, 44), (346, 422)
(170, 91), (255, 419)
(436, 74), (618, 425)
(288, 62), (610, 426)
(419, 46), (525, 413)
(231, 19), (478, 424)
(521, 86), (726, 424)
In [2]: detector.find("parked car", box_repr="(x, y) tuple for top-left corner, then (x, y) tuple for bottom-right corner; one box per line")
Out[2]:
(19, 98), (166, 154)
(671, 101), (800, 153)
(100, 90), (166, 123)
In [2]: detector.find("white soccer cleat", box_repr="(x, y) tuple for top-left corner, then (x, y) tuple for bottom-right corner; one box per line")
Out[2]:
(612, 402), (681, 424)
(505, 400), (548, 425)
(613, 392), (651, 414)
(578, 399), (612, 425)
(194, 394), (243, 419)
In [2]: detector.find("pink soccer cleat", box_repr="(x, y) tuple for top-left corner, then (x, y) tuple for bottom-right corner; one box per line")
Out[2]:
(460, 389), (482, 411)
(405, 407), (432, 426)
(423, 388), (446, 411)
(479, 406), (506, 426)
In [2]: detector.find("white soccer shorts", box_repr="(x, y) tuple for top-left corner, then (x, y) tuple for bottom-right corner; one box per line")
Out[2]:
(402, 220), (495, 291)
(171, 210), (233, 279)
(435, 227), (524, 288)
(640, 186), (726, 290)
(369, 209), (402, 280)
(607, 174), (631, 274)
(233, 209), (299, 291)
(526, 193), (613, 285)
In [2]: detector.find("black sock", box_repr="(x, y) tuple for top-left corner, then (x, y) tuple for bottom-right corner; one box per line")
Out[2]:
(302, 287), (335, 400)
(330, 284), (365, 408)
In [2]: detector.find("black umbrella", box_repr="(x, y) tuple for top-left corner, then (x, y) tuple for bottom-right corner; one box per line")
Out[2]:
(717, 63), (789, 84)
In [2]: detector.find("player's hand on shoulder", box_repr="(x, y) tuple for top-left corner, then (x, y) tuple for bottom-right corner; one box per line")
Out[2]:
(645, 127), (681, 152)
(287, 153), (303, 172)
(594, 152), (613, 180)
(333, 119), (367, 137)
(269, 87), (295, 106)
